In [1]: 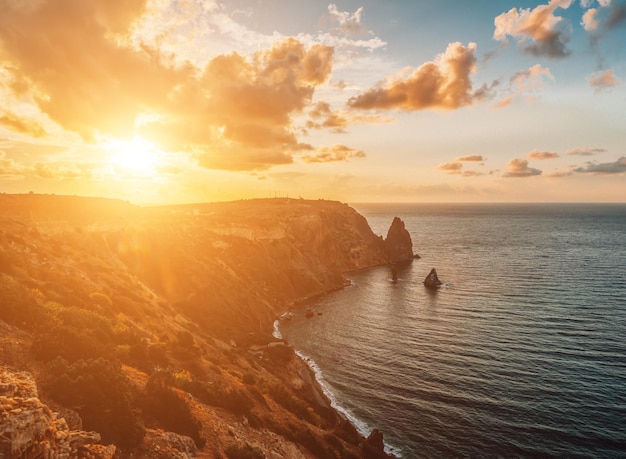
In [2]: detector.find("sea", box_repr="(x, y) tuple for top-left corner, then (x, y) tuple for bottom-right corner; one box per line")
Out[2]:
(277, 203), (626, 458)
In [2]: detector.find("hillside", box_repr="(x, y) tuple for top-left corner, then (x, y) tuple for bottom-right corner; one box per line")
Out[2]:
(0, 194), (414, 458)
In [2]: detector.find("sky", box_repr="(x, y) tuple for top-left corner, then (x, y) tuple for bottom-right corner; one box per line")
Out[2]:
(0, 0), (624, 204)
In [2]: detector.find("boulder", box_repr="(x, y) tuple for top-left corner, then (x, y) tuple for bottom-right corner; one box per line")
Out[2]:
(0, 368), (116, 459)
(361, 429), (388, 459)
(384, 217), (414, 262)
(424, 268), (442, 288)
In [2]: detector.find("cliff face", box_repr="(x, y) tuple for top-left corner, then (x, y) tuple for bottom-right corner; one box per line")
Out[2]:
(0, 195), (404, 458)
(0, 368), (116, 458)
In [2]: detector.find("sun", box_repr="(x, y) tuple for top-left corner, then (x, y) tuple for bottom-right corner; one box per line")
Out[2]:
(106, 136), (161, 176)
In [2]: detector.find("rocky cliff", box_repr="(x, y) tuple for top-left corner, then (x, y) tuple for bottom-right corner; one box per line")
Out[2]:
(0, 195), (410, 458)
(384, 217), (414, 262)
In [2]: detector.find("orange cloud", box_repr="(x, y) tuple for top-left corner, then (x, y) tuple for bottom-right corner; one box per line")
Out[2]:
(527, 149), (559, 160)
(439, 156), (486, 176)
(588, 69), (620, 92)
(582, 8), (599, 31)
(307, 101), (394, 133)
(0, 1), (335, 171)
(0, 0), (178, 141)
(0, 152), (24, 178)
(494, 0), (573, 58)
(438, 161), (463, 173)
(456, 154), (485, 162)
(0, 111), (46, 138)
(504, 158), (542, 177)
(301, 144), (365, 163)
(348, 42), (478, 111)
(153, 38), (333, 170)
(307, 102), (350, 133)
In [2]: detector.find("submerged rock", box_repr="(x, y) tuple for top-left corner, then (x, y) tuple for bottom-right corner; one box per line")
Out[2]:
(424, 268), (442, 288)
(384, 217), (414, 262)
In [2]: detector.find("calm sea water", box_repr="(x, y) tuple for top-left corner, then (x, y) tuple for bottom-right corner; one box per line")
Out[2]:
(279, 203), (626, 458)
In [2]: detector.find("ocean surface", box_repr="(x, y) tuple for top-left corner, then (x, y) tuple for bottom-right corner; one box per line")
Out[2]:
(278, 203), (626, 458)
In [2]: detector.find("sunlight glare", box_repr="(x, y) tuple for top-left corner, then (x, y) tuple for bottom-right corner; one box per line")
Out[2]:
(107, 136), (161, 176)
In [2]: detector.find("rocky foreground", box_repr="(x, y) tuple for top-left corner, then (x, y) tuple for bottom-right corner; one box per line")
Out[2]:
(0, 194), (414, 458)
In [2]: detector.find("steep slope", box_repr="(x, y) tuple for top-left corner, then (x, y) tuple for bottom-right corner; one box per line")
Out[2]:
(0, 194), (412, 458)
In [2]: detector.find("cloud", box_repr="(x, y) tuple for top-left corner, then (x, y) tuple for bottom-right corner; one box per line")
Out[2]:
(0, 0), (185, 141)
(494, 0), (573, 58)
(511, 64), (554, 91)
(606, 2), (626, 28)
(306, 101), (394, 132)
(503, 158), (542, 177)
(0, 152), (25, 178)
(574, 156), (626, 174)
(527, 149), (559, 159)
(328, 4), (365, 34)
(565, 147), (606, 156)
(0, 0), (336, 171)
(461, 170), (485, 177)
(582, 8), (600, 30)
(439, 156), (487, 176)
(581, 0), (611, 7)
(588, 69), (620, 91)
(301, 144), (365, 163)
(438, 161), (463, 173)
(493, 64), (553, 107)
(0, 111), (46, 138)
(456, 154), (485, 162)
(307, 102), (349, 133)
(347, 42), (478, 111)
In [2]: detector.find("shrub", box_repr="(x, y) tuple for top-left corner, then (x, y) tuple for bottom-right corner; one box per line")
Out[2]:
(44, 357), (145, 449)
(31, 324), (107, 362)
(143, 370), (205, 448)
(0, 274), (47, 328)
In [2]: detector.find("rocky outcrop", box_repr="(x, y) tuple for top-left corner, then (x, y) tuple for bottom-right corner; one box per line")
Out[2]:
(0, 368), (115, 459)
(361, 429), (389, 459)
(137, 429), (197, 458)
(424, 268), (442, 288)
(384, 217), (414, 262)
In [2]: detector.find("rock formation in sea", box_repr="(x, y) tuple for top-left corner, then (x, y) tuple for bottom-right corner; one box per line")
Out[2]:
(0, 194), (401, 458)
(384, 216), (414, 262)
(424, 267), (443, 288)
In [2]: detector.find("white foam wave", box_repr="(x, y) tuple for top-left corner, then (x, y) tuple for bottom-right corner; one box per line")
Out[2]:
(272, 320), (282, 339)
(294, 349), (402, 456)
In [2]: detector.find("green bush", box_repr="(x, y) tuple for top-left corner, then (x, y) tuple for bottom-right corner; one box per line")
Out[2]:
(143, 370), (205, 448)
(0, 275), (47, 328)
(32, 324), (107, 362)
(44, 357), (145, 449)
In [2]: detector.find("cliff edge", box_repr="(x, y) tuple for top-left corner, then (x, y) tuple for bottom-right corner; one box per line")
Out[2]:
(0, 195), (407, 458)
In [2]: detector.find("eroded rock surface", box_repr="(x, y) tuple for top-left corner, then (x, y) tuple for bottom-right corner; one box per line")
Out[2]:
(0, 368), (115, 459)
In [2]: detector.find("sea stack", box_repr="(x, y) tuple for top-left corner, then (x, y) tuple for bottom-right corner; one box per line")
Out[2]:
(384, 217), (414, 262)
(424, 268), (442, 288)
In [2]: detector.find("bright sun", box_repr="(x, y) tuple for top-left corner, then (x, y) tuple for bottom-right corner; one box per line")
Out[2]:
(107, 136), (161, 176)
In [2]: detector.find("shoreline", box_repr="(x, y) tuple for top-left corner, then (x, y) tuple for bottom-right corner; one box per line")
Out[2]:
(276, 313), (402, 457)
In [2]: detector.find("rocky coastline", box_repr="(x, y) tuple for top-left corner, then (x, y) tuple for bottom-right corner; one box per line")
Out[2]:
(0, 194), (414, 458)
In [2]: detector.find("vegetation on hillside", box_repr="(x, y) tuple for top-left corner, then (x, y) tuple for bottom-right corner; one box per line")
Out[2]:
(0, 195), (394, 458)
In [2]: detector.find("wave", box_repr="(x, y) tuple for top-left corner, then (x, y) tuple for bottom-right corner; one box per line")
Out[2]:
(291, 346), (402, 457)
